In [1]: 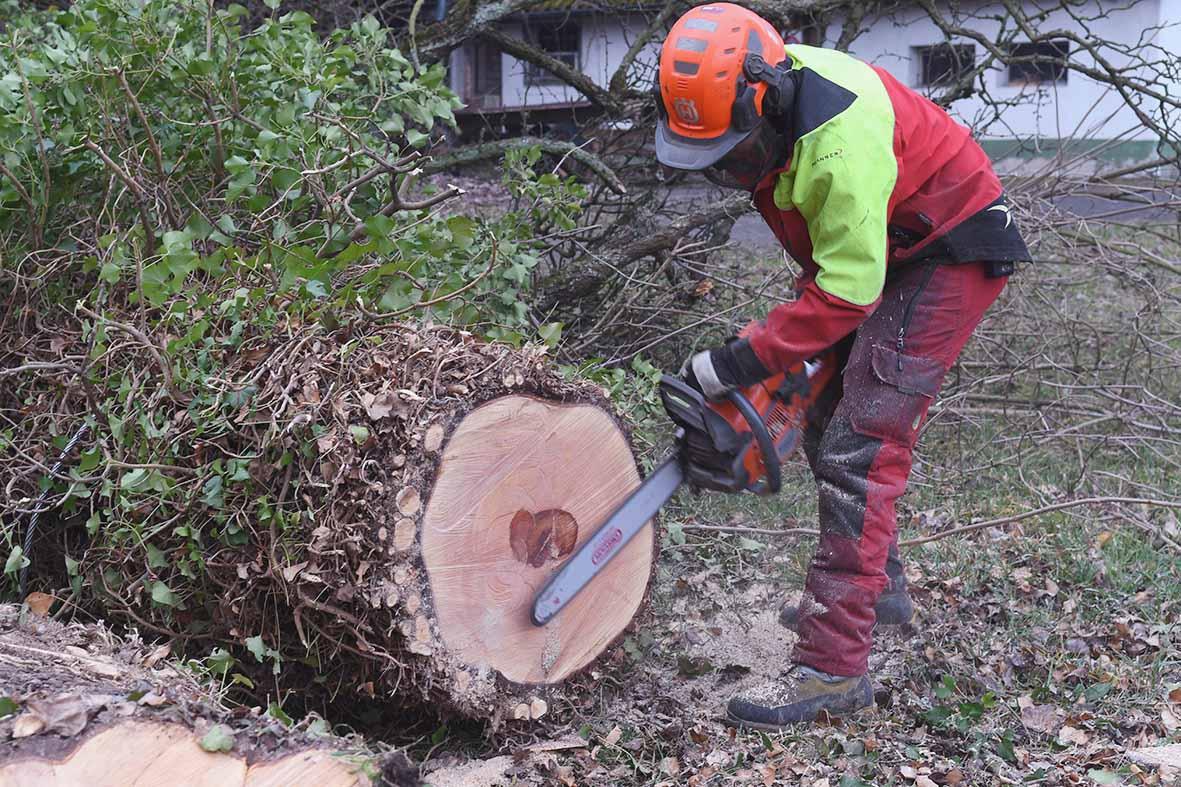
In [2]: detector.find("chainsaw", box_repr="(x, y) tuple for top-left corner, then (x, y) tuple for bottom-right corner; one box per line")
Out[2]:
(531, 350), (837, 626)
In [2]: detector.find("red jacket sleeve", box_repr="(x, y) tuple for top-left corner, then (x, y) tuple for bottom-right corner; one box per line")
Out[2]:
(746, 277), (877, 372)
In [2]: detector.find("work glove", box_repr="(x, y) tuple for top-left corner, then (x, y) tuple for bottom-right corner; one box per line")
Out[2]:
(680, 336), (772, 401)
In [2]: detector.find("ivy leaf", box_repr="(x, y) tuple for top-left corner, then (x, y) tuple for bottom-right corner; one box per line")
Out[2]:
(146, 543), (169, 569)
(4, 546), (29, 575)
(267, 702), (294, 726)
(538, 322), (562, 348)
(206, 648), (235, 675)
(200, 724), (235, 753)
(150, 581), (177, 607)
(0, 697), (18, 719)
(201, 476), (224, 509)
(405, 128), (428, 148)
(245, 635), (266, 663)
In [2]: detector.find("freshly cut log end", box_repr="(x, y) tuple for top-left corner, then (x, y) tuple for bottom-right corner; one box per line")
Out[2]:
(1, 721), (376, 787)
(420, 395), (654, 697)
(0, 605), (412, 787)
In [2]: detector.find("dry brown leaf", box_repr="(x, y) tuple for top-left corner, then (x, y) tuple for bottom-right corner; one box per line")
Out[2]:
(25, 694), (90, 736)
(142, 642), (172, 669)
(281, 561), (308, 583)
(602, 725), (622, 746)
(315, 431), (337, 454)
(1162, 706), (1180, 733)
(944, 768), (965, 785)
(360, 390), (401, 420)
(1167, 686), (1181, 704)
(660, 757), (681, 777)
(915, 777), (938, 787)
(23, 592), (54, 616)
(1057, 725), (1089, 745)
(1021, 702), (1064, 734)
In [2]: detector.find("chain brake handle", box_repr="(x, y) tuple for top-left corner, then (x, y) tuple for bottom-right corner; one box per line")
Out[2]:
(659, 375), (784, 496)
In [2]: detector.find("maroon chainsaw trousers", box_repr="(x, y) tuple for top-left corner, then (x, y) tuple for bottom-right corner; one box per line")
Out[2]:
(792, 260), (1006, 677)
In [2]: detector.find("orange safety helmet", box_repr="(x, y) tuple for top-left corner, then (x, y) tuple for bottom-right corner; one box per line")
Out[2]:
(655, 3), (788, 179)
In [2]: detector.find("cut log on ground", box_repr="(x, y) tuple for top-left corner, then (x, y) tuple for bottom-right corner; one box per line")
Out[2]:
(422, 394), (653, 688)
(8, 324), (657, 721)
(0, 605), (416, 787)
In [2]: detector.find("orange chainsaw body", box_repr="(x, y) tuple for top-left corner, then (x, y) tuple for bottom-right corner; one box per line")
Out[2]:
(706, 352), (838, 490)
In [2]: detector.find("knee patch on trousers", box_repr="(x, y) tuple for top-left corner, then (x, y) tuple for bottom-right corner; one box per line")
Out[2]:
(814, 416), (878, 540)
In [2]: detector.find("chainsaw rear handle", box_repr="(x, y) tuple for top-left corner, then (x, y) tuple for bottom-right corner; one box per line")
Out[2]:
(658, 376), (782, 496)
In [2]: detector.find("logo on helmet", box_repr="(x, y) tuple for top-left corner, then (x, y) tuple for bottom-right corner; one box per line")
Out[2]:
(672, 97), (701, 125)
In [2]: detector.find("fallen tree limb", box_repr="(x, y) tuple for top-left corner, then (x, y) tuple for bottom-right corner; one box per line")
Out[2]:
(422, 137), (628, 195)
(680, 497), (1181, 553)
(899, 496), (1181, 548)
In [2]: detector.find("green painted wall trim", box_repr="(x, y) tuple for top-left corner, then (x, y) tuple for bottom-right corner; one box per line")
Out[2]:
(979, 138), (1168, 163)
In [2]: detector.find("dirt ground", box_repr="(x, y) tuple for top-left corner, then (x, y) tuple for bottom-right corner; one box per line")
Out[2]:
(423, 520), (1180, 787)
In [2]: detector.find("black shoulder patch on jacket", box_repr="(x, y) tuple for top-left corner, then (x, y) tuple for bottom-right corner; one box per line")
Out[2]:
(794, 68), (857, 139)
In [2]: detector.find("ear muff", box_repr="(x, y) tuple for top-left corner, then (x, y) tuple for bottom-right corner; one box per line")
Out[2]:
(743, 53), (798, 119)
(730, 80), (760, 133)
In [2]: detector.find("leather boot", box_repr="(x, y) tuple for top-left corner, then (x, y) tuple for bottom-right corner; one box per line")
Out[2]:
(727, 665), (873, 729)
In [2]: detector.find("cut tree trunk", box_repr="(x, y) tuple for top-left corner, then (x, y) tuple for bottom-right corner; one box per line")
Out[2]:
(10, 324), (657, 722)
(421, 395), (653, 688)
(0, 605), (414, 787)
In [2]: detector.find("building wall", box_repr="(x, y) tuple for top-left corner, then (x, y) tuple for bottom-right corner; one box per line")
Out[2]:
(491, 14), (656, 110)
(832, 0), (1169, 152)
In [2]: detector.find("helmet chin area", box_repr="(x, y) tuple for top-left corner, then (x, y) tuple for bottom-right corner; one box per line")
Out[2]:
(702, 120), (785, 190)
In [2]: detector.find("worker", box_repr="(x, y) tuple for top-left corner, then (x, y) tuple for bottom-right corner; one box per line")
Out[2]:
(655, 3), (1031, 729)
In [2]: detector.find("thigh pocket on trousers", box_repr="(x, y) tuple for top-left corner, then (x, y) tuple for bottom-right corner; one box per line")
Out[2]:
(848, 344), (945, 447)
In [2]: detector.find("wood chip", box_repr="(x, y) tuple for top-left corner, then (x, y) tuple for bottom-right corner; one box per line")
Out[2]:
(12, 713), (45, 738)
(415, 615), (431, 643)
(396, 487), (421, 517)
(423, 424), (445, 453)
(393, 519), (416, 551)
